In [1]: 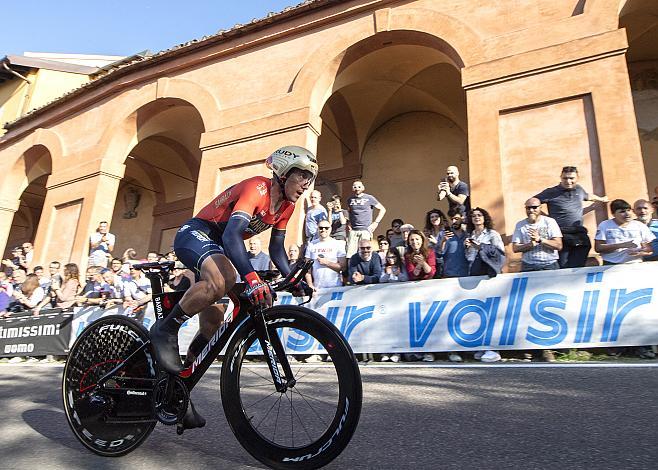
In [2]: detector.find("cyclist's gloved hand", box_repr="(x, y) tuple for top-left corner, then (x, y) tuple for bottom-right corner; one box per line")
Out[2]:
(244, 272), (273, 309)
(291, 281), (313, 298)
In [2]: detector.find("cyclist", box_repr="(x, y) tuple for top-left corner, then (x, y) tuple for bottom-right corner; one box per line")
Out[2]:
(149, 145), (318, 430)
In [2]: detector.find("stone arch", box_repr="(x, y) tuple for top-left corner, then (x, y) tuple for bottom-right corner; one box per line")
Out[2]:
(99, 79), (219, 166)
(291, 7), (483, 120)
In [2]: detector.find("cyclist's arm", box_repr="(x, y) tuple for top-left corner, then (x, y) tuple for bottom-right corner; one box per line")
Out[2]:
(269, 229), (291, 277)
(222, 213), (259, 279)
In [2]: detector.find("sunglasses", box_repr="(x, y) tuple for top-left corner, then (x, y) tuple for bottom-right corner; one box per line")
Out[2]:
(318, 226), (331, 231)
(359, 247), (372, 251)
(525, 205), (540, 209)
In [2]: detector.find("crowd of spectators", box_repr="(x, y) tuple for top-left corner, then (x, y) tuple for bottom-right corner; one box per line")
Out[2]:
(0, 221), (195, 323)
(294, 166), (658, 363)
(3, 166), (657, 364)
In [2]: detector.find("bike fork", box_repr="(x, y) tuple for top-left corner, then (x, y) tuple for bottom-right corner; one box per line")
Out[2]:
(252, 307), (295, 393)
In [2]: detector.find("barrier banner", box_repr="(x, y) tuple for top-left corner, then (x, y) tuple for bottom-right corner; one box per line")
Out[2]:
(0, 309), (73, 356)
(275, 264), (658, 354)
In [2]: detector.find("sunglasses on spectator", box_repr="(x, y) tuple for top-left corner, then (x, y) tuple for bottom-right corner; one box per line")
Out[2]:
(318, 226), (331, 230)
(359, 247), (372, 251)
(386, 256), (397, 260)
(525, 205), (540, 209)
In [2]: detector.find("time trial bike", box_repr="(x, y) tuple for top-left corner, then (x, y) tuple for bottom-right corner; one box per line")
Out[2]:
(62, 259), (362, 469)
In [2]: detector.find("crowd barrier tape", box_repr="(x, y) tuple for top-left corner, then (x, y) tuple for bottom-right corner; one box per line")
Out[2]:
(2, 263), (656, 357)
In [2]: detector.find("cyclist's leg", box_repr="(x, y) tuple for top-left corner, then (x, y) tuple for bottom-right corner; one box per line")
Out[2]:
(183, 303), (227, 367)
(151, 253), (235, 373)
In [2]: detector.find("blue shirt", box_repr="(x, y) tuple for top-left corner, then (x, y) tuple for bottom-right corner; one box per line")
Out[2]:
(442, 231), (469, 278)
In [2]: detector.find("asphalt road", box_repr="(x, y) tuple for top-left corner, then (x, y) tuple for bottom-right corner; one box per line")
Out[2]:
(1, 363), (656, 470)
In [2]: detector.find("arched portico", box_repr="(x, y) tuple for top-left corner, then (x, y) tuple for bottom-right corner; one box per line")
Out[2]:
(303, 26), (469, 231)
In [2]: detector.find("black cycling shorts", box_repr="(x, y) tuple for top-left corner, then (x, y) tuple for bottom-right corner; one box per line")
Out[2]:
(173, 218), (225, 278)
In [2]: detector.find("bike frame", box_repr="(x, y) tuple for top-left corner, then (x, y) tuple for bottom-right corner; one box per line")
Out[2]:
(137, 260), (314, 394)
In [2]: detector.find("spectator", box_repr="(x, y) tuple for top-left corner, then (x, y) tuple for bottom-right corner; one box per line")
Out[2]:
(166, 261), (192, 292)
(33, 266), (51, 291)
(437, 166), (470, 214)
(380, 249), (408, 284)
(511, 197), (563, 362)
(388, 219), (406, 248)
(346, 180), (387, 258)
(89, 221), (115, 268)
(12, 273), (45, 315)
(385, 228), (396, 241)
(535, 166), (608, 268)
(633, 198), (658, 261)
(50, 263), (81, 309)
(404, 230), (436, 281)
(404, 230), (436, 362)
(465, 207), (504, 363)
(441, 208), (469, 279)
(247, 238), (272, 271)
(465, 207), (506, 277)
(146, 251), (160, 263)
(48, 261), (63, 289)
(109, 257), (126, 282)
(348, 240), (382, 285)
(77, 266), (104, 305)
(596, 199), (655, 359)
(11, 267), (26, 292)
(123, 265), (153, 321)
(379, 248), (407, 363)
(327, 195), (348, 246)
(287, 244), (300, 267)
(376, 235), (390, 263)
(21, 242), (34, 270)
(305, 220), (347, 291)
(99, 268), (124, 308)
(165, 251), (177, 261)
(425, 209), (447, 278)
(305, 190), (328, 241)
(396, 223), (415, 259)
(594, 199), (654, 265)
(0, 271), (14, 318)
(512, 197), (563, 271)
(2, 246), (26, 276)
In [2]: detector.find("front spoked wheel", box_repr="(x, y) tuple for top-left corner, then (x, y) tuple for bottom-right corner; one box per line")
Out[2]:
(62, 315), (157, 457)
(221, 305), (362, 469)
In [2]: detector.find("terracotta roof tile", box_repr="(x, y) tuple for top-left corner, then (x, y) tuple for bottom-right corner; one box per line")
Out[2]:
(3, 0), (339, 132)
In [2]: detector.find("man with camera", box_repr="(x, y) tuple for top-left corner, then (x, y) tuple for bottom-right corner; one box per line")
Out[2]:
(437, 165), (470, 215)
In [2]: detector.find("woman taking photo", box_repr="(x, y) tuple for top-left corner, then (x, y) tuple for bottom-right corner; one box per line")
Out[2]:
(380, 249), (408, 283)
(404, 230), (436, 281)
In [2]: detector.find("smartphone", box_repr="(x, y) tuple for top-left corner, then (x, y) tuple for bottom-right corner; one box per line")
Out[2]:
(318, 254), (325, 258)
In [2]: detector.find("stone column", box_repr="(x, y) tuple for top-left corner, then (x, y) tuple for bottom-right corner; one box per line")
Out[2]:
(32, 158), (125, 270)
(0, 197), (20, 258)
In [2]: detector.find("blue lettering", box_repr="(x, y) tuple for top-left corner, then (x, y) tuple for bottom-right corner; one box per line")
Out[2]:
(340, 305), (374, 341)
(575, 290), (599, 343)
(601, 288), (653, 342)
(526, 293), (568, 346)
(408, 301), (448, 347)
(499, 277), (528, 345)
(448, 298), (500, 348)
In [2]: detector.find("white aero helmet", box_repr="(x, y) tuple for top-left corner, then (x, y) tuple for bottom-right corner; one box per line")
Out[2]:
(266, 146), (318, 181)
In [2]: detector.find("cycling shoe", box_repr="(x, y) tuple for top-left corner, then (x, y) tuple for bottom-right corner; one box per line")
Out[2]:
(177, 399), (206, 435)
(150, 320), (183, 374)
